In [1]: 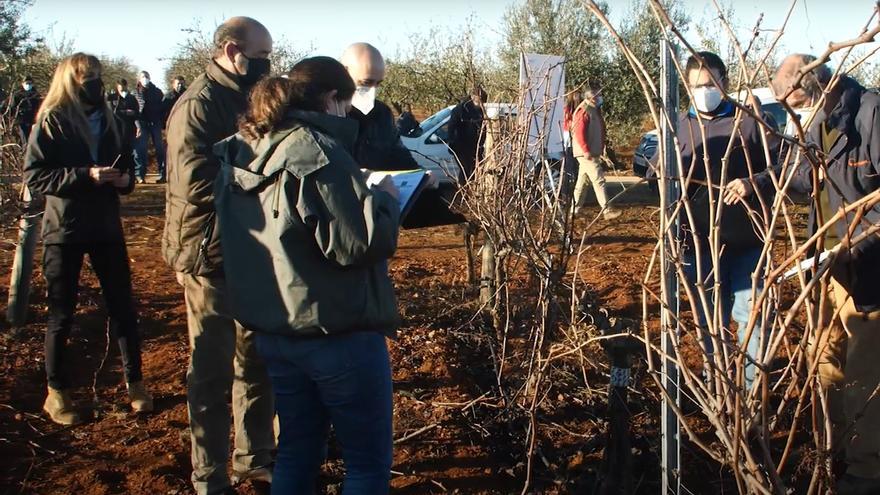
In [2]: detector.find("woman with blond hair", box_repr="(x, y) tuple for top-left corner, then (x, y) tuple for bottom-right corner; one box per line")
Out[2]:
(24, 53), (152, 425)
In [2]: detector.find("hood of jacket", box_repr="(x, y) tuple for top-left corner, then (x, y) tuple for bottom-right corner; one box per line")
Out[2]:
(214, 110), (359, 186)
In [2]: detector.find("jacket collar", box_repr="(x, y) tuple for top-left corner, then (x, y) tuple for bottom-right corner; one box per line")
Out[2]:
(287, 110), (359, 149)
(817, 76), (863, 135)
(215, 110), (359, 181)
(206, 60), (244, 94)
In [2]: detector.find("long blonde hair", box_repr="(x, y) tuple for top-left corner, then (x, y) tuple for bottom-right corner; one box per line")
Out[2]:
(38, 53), (121, 148)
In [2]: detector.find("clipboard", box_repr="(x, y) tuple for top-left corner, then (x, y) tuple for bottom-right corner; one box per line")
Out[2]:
(365, 169), (431, 223)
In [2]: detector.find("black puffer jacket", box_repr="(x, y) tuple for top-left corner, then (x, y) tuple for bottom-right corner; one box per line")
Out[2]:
(24, 110), (136, 245)
(349, 100), (420, 171)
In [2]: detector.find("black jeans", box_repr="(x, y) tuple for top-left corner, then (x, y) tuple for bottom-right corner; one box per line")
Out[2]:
(43, 243), (142, 390)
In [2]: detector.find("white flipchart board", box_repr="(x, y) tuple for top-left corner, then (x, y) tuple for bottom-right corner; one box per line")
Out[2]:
(519, 53), (566, 158)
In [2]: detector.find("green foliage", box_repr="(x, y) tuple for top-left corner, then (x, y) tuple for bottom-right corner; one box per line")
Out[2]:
(382, 19), (505, 115)
(500, 0), (609, 93)
(163, 22), (312, 89)
(0, 0), (35, 58)
(600, 1), (689, 148)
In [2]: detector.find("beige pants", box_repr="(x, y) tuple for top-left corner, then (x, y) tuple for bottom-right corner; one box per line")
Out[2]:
(181, 273), (276, 495)
(573, 156), (609, 208)
(814, 278), (880, 479)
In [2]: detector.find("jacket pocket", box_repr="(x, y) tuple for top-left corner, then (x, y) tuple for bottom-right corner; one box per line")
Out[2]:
(194, 212), (216, 274)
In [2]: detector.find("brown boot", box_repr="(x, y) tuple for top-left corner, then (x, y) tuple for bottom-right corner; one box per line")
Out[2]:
(127, 381), (154, 413)
(43, 387), (81, 425)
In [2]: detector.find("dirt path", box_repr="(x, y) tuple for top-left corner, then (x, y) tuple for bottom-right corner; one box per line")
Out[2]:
(0, 185), (662, 494)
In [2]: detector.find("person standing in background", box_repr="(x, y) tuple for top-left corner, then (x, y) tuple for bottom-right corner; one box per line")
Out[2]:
(447, 85), (486, 184)
(12, 75), (42, 145)
(133, 71), (166, 183)
(571, 85), (621, 219)
(163, 75), (186, 125)
(108, 79), (139, 141)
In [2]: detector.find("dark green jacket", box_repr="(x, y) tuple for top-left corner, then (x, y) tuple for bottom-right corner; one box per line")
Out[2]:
(214, 110), (401, 337)
(163, 61), (247, 276)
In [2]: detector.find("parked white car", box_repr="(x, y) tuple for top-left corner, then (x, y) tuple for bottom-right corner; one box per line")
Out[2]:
(400, 103), (519, 185)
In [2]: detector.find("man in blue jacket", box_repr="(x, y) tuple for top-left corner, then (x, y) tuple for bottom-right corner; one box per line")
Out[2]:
(134, 71), (166, 183)
(730, 54), (880, 494)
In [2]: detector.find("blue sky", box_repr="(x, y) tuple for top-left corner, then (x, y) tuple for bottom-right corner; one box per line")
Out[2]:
(21, 0), (879, 91)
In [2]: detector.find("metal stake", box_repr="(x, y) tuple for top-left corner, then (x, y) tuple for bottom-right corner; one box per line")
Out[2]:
(659, 38), (681, 495)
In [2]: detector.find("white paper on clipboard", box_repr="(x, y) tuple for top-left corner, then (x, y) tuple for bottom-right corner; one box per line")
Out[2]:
(780, 249), (834, 282)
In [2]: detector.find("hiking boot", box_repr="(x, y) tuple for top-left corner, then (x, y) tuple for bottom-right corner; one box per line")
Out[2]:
(603, 207), (623, 220)
(127, 381), (154, 413)
(43, 386), (81, 425)
(232, 465), (273, 485)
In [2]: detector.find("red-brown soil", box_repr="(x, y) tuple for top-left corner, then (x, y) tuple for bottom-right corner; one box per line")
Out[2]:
(0, 185), (808, 494)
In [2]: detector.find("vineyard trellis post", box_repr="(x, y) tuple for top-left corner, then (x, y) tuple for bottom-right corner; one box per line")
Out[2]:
(659, 37), (681, 495)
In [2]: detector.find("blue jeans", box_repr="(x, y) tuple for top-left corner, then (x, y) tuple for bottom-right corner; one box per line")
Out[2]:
(682, 244), (765, 386)
(133, 121), (166, 179)
(256, 331), (393, 495)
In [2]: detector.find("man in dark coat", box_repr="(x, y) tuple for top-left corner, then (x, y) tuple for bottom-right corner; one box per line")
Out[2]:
(108, 79), (139, 141)
(730, 54), (880, 495)
(447, 85), (486, 183)
(162, 17), (275, 495)
(133, 71), (166, 183)
(163, 75), (186, 125)
(11, 76), (42, 145)
(341, 42), (456, 228)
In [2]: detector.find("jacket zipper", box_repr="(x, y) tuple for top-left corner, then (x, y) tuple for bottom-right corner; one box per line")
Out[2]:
(196, 212), (216, 271)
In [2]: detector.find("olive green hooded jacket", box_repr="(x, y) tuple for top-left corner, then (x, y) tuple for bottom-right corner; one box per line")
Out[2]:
(214, 110), (401, 337)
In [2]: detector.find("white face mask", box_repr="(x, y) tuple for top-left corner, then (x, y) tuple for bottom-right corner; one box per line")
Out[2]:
(140, 77), (150, 86)
(120, 90), (129, 98)
(691, 86), (723, 114)
(23, 83), (33, 91)
(351, 85), (377, 115)
(785, 105), (817, 136)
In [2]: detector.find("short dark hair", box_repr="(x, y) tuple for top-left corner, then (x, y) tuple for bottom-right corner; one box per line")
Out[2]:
(23, 75), (33, 82)
(117, 78), (128, 87)
(173, 76), (185, 83)
(685, 51), (727, 82)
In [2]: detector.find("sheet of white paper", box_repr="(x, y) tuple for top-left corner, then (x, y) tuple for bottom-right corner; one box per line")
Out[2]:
(781, 249), (833, 281)
(366, 170), (426, 213)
